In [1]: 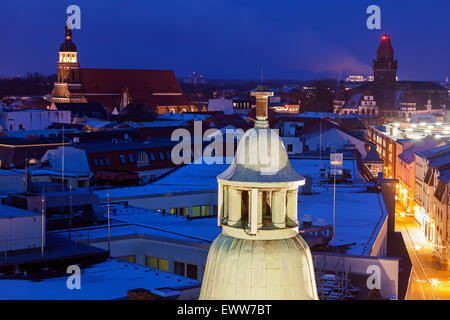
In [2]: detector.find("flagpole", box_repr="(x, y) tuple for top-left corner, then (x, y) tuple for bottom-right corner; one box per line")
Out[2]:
(41, 186), (45, 258)
(107, 186), (111, 254)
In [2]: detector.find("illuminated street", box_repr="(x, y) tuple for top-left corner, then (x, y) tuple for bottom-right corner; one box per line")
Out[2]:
(395, 203), (450, 300)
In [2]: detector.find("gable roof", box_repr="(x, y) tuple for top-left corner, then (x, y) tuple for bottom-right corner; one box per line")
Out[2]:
(78, 68), (190, 111)
(80, 68), (183, 94)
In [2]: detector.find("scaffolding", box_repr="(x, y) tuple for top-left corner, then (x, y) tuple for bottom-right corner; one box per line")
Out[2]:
(313, 255), (360, 300)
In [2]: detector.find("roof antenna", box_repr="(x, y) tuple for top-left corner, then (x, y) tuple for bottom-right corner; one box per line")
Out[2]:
(260, 66), (264, 84)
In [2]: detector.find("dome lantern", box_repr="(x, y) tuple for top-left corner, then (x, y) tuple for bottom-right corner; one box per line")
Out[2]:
(200, 84), (318, 300)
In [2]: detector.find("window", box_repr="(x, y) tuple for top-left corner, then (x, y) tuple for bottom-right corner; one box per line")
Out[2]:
(159, 151), (165, 160)
(119, 154), (126, 164)
(136, 151), (149, 167)
(174, 261), (185, 276)
(19, 124), (23, 130)
(99, 158), (104, 166)
(149, 152), (156, 161)
(93, 158), (99, 167)
(173, 261), (198, 280)
(170, 207), (189, 216)
(104, 157), (110, 166)
(192, 205), (210, 217)
(192, 206), (201, 217)
(146, 256), (169, 272)
(118, 255), (136, 263)
(147, 256), (157, 269)
(187, 264), (198, 280)
(287, 144), (293, 152)
(165, 150), (171, 160)
(158, 259), (168, 272)
(128, 153), (134, 163)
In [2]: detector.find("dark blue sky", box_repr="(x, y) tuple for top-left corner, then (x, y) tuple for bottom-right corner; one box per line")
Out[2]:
(0, 0), (448, 80)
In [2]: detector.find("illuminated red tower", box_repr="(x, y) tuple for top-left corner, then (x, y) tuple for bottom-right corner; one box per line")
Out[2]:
(372, 35), (398, 88)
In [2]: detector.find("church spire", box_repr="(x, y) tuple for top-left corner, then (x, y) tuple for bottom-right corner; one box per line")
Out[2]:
(65, 24), (72, 42)
(372, 34), (398, 88)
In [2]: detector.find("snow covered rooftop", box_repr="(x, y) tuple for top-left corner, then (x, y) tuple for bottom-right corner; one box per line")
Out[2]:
(96, 157), (360, 200)
(298, 185), (387, 256)
(0, 204), (39, 219)
(0, 259), (200, 300)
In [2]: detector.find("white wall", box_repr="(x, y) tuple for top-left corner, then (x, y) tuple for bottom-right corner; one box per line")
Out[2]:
(0, 172), (25, 193)
(88, 236), (210, 281)
(0, 215), (44, 252)
(113, 191), (217, 216)
(313, 253), (399, 299)
(208, 98), (233, 115)
(0, 110), (71, 131)
(281, 137), (303, 155)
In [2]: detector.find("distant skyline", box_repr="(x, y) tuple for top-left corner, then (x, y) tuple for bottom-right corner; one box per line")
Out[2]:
(0, 0), (449, 81)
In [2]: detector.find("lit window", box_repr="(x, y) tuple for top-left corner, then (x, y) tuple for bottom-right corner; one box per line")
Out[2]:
(104, 157), (110, 166)
(119, 154), (126, 164)
(149, 152), (155, 161)
(146, 256), (168, 272)
(118, 255), (136, 263)
(128, 154), (134, 163)
(93, 158), (98, 167)
(159, 151), (165, 160)
(136, 151), (149, 167)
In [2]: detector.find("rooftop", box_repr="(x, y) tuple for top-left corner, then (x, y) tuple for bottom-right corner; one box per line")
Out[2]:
(0, 204), (39, 219)
(0, 259), (200, 300)
(95, 157), (360, 200)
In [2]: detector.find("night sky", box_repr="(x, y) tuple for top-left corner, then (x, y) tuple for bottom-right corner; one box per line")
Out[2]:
(0, 0), (448, 81)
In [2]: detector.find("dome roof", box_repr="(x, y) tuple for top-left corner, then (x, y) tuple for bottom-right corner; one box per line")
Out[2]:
(301, 214), (316, 223)
(218, 127), (304, 184)
(313, 218), (328, 226)
(59, 41), (77, 52)
(199, 234), (318, 300)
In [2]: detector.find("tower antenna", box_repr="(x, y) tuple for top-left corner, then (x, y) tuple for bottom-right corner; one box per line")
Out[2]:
(261, 66), (264, 84)
(107, 185), (111, 254)
(41, 185), (45, 258)
(61, 125), (65, 191)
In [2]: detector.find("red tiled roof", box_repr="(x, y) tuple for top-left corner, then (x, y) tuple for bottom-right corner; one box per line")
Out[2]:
(79, 68), (190, 111)
(80, 68), (182, 94)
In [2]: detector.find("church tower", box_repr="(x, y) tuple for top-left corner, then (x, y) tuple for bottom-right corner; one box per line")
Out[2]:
(372, 35), (398, 88)
(199, 84), (318, 300)
(51, 24), (85, 103)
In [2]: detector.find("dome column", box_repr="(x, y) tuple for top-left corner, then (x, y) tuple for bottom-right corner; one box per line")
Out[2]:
(228, 189), (242, 227)
(247, 188), (263, 234)
(217, 182), (223, 226)
(286, 189), (299, 227)
(272, 190), (286, 228)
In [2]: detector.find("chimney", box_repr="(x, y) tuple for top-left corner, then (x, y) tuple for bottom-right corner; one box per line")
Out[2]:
(250, 84), (273, 128)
